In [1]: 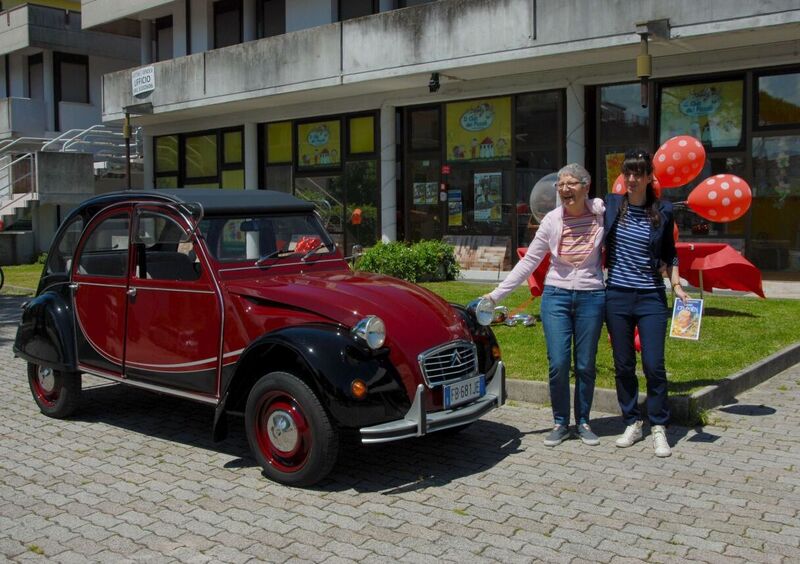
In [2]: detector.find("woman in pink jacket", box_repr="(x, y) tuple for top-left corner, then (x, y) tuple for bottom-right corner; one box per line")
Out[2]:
(485, 164), (605, 447)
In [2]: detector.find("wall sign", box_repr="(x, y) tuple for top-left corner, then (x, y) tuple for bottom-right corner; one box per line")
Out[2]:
(446, 97), (512, 162)
(131, 66), (155, 97)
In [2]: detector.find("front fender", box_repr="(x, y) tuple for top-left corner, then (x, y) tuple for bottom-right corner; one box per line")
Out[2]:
(14, 289), (77, 372)
(222, 324), (411, 430)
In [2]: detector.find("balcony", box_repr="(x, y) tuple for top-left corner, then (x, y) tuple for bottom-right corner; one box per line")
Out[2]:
(0, 98), (47, 140)
(0, 3), (138, 59)
(100, 0), (800, 122)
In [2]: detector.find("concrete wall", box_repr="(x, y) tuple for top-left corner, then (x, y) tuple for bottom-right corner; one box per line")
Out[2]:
(0, 97), (47, 138)
(100, 0), (800, 121)
(81, 0), (174, 29)
(0, 5), (30, 56)
(35, 151), (95, 205)
(105, 23), (343, 115)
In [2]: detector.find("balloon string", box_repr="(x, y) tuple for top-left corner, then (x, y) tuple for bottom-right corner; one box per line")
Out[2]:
(509, 296), (534, 315)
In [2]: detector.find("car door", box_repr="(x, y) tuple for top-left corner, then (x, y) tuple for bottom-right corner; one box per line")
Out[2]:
(123, 204), (222, 397)
(71, 205), (132, 377)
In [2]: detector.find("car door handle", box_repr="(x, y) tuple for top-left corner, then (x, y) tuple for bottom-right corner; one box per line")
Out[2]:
(68, 283), (78, 291)
(127, 287), (137, 297)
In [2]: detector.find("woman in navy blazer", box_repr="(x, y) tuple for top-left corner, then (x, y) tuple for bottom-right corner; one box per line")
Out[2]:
(604, 149), (690, 458)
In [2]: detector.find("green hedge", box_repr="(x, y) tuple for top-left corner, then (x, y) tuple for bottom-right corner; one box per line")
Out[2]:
(354, 240), (460, 282)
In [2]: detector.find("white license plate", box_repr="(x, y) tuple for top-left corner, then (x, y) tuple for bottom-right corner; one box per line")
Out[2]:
(443, 375), (485, 409)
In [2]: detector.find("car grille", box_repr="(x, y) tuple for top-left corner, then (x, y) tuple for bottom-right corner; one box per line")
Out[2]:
(417, 340), (478, 387)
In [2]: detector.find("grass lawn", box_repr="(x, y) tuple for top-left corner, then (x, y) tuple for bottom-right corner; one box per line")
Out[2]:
(4, 265), (797, 395)
(1, 264), (43, 295)
(421, 281), (800, 395)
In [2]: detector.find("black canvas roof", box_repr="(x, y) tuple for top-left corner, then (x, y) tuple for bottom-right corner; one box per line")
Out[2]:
(74, 189), (315, 217)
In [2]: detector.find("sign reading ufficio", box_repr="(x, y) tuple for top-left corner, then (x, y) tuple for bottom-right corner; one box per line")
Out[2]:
(131, 66), (155, 97)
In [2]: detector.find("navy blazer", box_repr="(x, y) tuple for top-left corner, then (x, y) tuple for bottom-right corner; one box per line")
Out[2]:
(603, 193), (678, 273)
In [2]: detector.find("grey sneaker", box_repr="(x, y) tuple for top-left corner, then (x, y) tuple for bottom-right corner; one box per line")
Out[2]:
(615, 420), (644, 448)
(652, 425), (672, 457)
(543, 425), (570, 446)
(577, 423), (600, 446)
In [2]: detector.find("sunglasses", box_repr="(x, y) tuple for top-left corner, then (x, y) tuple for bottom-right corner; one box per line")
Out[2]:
(624, 150), (651, 160)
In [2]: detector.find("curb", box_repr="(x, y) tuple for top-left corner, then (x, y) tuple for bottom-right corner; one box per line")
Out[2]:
(506, 341), (800, 425)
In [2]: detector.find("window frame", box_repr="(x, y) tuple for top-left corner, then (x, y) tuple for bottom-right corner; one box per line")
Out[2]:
(213, 0), (243, 49)
(753, 65), (800, 131)
(338, 0), (378, 21)
(53, 51), (90, 131)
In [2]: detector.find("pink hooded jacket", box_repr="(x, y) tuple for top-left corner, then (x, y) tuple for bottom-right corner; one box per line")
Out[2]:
(488, 198), (606, 303)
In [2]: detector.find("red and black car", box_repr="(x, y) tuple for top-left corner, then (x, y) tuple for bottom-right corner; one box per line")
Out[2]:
(15, 189), (505, 486)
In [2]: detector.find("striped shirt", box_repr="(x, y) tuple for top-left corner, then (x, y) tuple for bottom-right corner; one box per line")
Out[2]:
(559, 211), (600, 267)
(607, 204), (663, 289)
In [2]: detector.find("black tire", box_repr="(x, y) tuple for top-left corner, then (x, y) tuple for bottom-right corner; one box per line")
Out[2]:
(245, 371), (339, 487)
(0, 266), (4, 290)
(27, 363), (81, 418)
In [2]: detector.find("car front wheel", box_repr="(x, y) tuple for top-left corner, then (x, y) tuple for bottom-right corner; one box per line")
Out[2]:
(245, 371), (339, 487)
(27, 363), (81, 418)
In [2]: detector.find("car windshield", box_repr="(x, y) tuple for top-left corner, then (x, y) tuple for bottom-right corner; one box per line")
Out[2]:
(199, 213), (335, 263)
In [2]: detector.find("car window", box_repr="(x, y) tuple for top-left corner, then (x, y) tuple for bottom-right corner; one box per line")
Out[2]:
(46, 216), (84, 275)
(134, 211), (201, 281)
(200, 214), (332, 262)
(76, 213), (130, 277)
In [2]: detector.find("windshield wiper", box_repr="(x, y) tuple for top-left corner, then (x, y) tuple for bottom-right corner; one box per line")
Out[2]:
(255, 249), (297, 266)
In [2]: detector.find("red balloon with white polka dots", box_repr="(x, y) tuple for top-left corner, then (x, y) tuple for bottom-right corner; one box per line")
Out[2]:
(653, 135), (706, 188)
(687, 174), (752, 223)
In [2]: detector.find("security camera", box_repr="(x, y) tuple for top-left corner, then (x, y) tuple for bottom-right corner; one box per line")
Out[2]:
(428, 73), (440, 93)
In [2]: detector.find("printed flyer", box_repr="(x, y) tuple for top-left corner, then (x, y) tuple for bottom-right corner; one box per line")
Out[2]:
(448, 190), (462, 226)
(474, 172), (502, 222)
(670, 298), (704, 340)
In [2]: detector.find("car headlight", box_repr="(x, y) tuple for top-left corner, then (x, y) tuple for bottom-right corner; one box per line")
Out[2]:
(352, 315), (386, 349)
(467, 297), (495, 327)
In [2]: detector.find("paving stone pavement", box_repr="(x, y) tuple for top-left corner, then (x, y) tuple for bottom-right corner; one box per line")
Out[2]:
(1, 296), (799, 563)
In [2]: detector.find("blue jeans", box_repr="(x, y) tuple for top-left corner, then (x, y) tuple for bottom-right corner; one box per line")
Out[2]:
(540, 286), (606, 426)
(605, 287), (670, 425)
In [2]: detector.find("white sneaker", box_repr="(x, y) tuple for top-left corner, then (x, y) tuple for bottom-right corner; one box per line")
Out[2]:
(615, 420), (643, 448)
(652, 425), (672, 457)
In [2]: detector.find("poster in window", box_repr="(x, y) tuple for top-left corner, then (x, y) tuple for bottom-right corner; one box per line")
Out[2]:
(297, 120), (341, 170)
(448, 190), (462, 226)
(669, 298), (704, 340)
(604, 152), (626, 192)
(413, 182), (438, 205)
(474, 172), (502, 222)
(446, 97), (511, 162)
(660, 81), (743, 148)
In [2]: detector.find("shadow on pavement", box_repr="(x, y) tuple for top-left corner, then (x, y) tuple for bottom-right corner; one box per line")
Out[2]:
(69, 381), (527, 492)
(0, 295), (27, 326)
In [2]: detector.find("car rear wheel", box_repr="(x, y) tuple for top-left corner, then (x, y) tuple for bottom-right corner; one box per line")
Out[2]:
(27, 362), (81, 418)
(245, 371), (339, 487)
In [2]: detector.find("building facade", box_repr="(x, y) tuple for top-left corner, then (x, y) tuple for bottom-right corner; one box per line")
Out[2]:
(87, 0), (800, 273)
(0, 0), (140, 261)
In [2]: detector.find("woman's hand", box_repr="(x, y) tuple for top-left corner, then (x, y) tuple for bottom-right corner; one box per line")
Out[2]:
(673, 285), (690, 303)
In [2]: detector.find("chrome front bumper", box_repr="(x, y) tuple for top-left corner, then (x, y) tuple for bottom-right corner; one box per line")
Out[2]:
(359, 362), (505, 444)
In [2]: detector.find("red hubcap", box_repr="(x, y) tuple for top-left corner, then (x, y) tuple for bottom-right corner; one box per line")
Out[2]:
(255, 391), (311, 473)
(32, 366), (59, 407)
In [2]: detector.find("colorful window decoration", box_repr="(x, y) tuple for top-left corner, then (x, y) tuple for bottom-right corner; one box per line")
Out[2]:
(297, 120), (341, 170)
(445, 97), (512, 162)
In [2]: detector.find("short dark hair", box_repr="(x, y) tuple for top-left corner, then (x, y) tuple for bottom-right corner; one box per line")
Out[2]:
(621, 149), (653, 177)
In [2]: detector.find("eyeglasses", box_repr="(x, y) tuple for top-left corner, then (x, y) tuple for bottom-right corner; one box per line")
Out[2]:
(554, 181), (583, 189)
